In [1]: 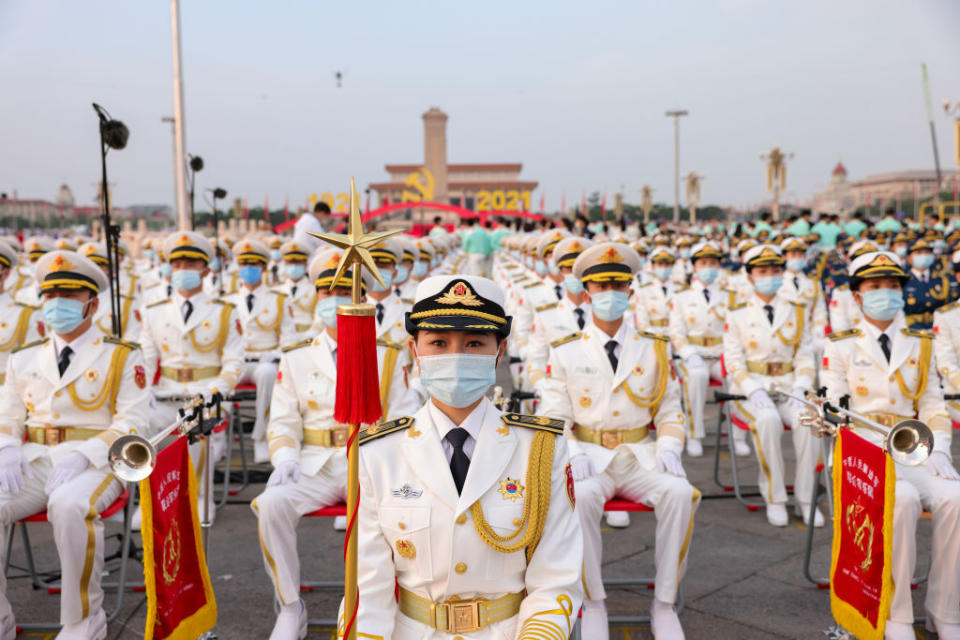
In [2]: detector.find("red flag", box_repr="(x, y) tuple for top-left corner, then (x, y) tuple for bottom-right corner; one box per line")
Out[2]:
(365, 190), (371, 214)
(561, 190), (566, 216)
(600, 193), (607, 217)
(581, 190), (586, 215)
(284, 194), (289, 222)
(243, 198), (249, 220)
(539, 191), (545, 215)
(264, 195), (269, 222)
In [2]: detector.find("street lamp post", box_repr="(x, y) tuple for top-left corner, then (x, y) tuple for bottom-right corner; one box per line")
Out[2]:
(760, 146), (793, 222)
(684, 172), (704, 225)
(944, 98), (960, 220)
(640, 185), (654, 227)
(170, 0), (190, 231)
(665, 110), (688, 224)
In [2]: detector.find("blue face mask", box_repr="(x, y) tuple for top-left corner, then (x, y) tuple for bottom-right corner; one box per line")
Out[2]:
(563, 274), (583, 295)
(418, 352), (497, 408)
(911, 253), (934, 270)
(590, 289), (630, 321)
(42, 297), (88, 334)
(679, 248), (691, 259)
(285, 264), (306, 281)
(316, 295), (349, 328)
(786, 258), (806, 272)
(271, 249), (282, 261)
(371, 270), (394, 292)
(548, 262), (559, 276)
(534, 261), (547, 276)
(524, 256), (533, 268)
(894, 246), (907, 257)
(239, 265), (263, 285)
(209, 258), (221, 271)
(159, 263), (172, 278)
(860, 288), (904, 321)
(412, 261), (428, 278)
(637, 258), (646, 269)
(696, 267), (719, 285)
(754, 275), (783, 296)
(394, 265), (410, 283)
(171, 269), (202, 292)
(145, 250), (156, 262)
(653, 266), (673, 281)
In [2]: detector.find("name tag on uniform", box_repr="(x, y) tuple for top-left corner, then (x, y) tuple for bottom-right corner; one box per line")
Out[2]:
(573, 366), (599, 376)
(852, 358), (872, 367)
(391, 484), (423, 499)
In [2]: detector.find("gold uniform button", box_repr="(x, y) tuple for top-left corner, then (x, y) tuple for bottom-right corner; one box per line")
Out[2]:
(455, 562), (467, 574)
(614, 388), (620, 393)
(889, 375), (895, 382)
(890, 399), (896, 405)
(398, 522), (406, 530)
(456, 513), (467, 525)
(53, 413), (60, 419)
(513, 517), (523, 526)
(54, 391), (61, 398)
(613, 410), (620, 416)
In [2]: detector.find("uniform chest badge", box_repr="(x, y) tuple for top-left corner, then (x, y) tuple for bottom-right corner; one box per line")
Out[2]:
(498, 477), (524, 501)
(202, 320), (211, 329)
(632, 365), (644, 376)
(395, 539), (416, 559)
(579, 396), (592, 408)
(749, 341), (758, 349)
(134, 365), (146, 389)
(391, 484), (423, 499)
(565, 463), (576, 509)
(0, 322), (6, 330)
(307, 400), (319, 410)
(84, 369), (98, 382)
(856, 385), (869, 397)
(908, 358), (918, 367)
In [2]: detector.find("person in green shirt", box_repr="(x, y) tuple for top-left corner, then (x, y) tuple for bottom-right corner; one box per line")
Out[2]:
(810, 214), (843, 248)
(463, 218), (492, 276)
(785, 210), (812, 237)
(874, 208), (902, 234)
(843, 212), (868, 239)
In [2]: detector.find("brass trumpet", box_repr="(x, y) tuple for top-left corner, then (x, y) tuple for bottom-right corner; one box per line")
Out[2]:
(108, 396), (204, 482)
(773, 391), (933, 466)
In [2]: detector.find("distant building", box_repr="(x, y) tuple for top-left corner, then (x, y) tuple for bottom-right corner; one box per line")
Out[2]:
(812, 164), (948, 214)
(0, 184), (130, 227)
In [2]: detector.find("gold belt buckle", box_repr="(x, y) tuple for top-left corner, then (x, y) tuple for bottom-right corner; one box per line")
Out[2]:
(177, 368), (194, 383)
(446, 600), (481, 633)
(601, 431), (623, 449)
(331, 427), (348, 448)
(44, 427), (64, 446)
(767, 362), (783, 376)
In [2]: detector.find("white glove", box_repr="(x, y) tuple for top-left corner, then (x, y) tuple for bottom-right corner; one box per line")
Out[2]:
(928, 451), (960, 481)
(656, 449), (686, 477)
(267, 459), (301, 487)
(685, 354), (705, 370)
(45, 452), (89, 495)
(749, 388), (775, 410)
(0, 447), (26, 494)
(568, 454), (594, 481)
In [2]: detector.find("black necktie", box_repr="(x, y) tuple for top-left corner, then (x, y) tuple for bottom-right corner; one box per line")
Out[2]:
(447, 428), (471, 494)
(879, 334), (891, 362)
(246, 293), (254, 313)
(604, 340), (619, 373)
(57, 346), (73, 377)
(183, 300), (193, 323)
(395, 287), (402, 297)
(555, 284), (562, 300)
(291, 285), (297, 298)
(574, 308), (585, 330)
(793, 276), (799, 290)
(764, 304), (774, 325)
(662, 286), (668, 297)
(703, 288), (710, 304)
(166, 284), (172, 297)
(376, 302), (384, 324)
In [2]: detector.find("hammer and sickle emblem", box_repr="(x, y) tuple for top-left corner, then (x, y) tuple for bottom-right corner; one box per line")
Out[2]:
(401, 168), (435, 203)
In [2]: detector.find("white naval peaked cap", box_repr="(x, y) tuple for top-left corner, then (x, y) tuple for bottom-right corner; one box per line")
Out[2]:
(552, 236), (594, 267)
(536, 229), (570, 257)
(34, 250), (109, 294)
(24, 236), (55, 259)
(78, 241), (108, 266)
(0, 240), (16, 269)
(163, 231), (214, 264)
(234, 237), (270, 263)
(847, 250), (908, 289)
(573, 242), (641, 282)
(307, 248), (375, 291)
(742, 244), (784, 268)
(690, 240), (723, 260)
(396, 235), (419, 263)
(406, 275), (511, 337)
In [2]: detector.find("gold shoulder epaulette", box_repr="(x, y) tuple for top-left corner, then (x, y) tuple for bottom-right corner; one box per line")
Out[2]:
(376, 337), (403, 350)
(401, 298), (415, 305)
(638, 281), (653, 288)
(359, 416), (414, 445)
(550, 332), (582, 348)
(535, 302), (558, 312)
(788, 300), (807, 308)
(729, 302), (747, 311)
(677, 284), (690, 292)
(146, 299), (171, 308)
(104, 336), (141, 350)
(827, 328), (861, 341)
(12, 338), (48, 353)
(902, 328), (934, 339)
(501, 413), (564, 435)
(144, 282), (160, 289)
(13, 301), (38, 310)
(212, 299), (236, 308)
(640, 331), (670, 342)
(937, 300), (960, 314)
(281, 339), (312, 353)
(835, 284), (849, 291)
(523, 281), (544, 289)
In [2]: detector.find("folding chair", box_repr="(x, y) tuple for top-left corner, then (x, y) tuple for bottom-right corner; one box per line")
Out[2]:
(218, 384), (258, 500)
(7, 487), (134, 632)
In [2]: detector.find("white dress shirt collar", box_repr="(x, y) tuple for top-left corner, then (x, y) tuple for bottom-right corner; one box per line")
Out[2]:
(52, 323), (98, 359)
(429, 397), (487, 462)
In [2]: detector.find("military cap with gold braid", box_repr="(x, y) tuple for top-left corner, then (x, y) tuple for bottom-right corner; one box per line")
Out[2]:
(163, 231), (214, 264)
(368, 237), (400, 265)
(0, 241), (16, 270)
(405, 275), (512, 337)
(24, 237), (54, 261)
(690, 240), (722, 261)
(537, 229), (569, 258)
(573, 242), (641, 283)
(552, 236), (593, 268)
(307, 248), (371, 292)
(848, 240), (880, 259)
(35, 250), (108, 294)
(648, 246), (676, 264)
(280, 239), (310, 261)
(78, 241), (108, 266)
(779, 237), (807, 253)
(396, 235), (419, 264)
(848, 250), (908, 290)
(234, 238), (269, 264)
(742, 244), (785, 269)
(907, 238), (933, 254)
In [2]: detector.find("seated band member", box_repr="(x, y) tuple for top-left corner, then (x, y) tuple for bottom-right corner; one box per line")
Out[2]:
(351, 275), (583, 639)
(0, 251), (151, 640)
(253, 249), (418, 640)
(538, 242), (700, 640)
(822, 251), (960, 640)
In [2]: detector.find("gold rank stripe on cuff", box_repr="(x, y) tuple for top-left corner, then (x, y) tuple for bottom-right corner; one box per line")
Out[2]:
(501, 413), (564, 434)
(359, 416), (414, 445)
(397, 587), (524, 633)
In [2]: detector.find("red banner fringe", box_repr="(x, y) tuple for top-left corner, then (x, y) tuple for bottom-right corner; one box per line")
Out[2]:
(334, 313), (383, 425)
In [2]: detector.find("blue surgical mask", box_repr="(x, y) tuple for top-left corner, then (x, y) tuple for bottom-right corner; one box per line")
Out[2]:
(524, 256), (533, 268)
(145, 250), (156, 262)
(209, 258), (221, 271)
(637, 258), (646, 269)
(271, 249), (282, 261)
(42, 297), (88, 334)
(697, 267), (719, 285)
(412, 261), (428, 278)
(860, 288), (904, 321)
(394, 265), (409, 283)
(911, 253), (934, 270)
(171, 268), (202, 292)
(417, 352), (497, 408)
(548, 263), (560, 276)
(786, 258), (806, 273)
(753, 275), (783, 296)
(316, 295), (349, 328)
(894, 246), (907, 257)
(285, 264), (306, 281)
(371, 270), (394, 292)
(563, 274), (583, 295)
(653, 266), (673, 281)
(680, 248), (691, 259)
(589, 290), (630, 321)
(534, 261), (547, 276)
(158, 263), (172, 278)
(239, 265), (263, 285)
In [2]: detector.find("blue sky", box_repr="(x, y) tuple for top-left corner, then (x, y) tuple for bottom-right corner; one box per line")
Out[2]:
(1, 0), (958, 212)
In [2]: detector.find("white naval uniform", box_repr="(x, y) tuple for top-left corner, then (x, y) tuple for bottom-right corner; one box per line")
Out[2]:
(669, 282), (736, 440)
(251, 331), (420, 606)
(92, 292), (141, 343)
(538, 323), (700, 605)
(828, 284), (864, 333)
(0, 329), (150, 628)
(632, 279), (676, 333)
(513, 276), (562, 369)
(934, 301), (960, 424)
(781, 269), (828, 357)
(278, 277), (318, 343)
(822, 317), (960, 625)
(0, 293), (42, 383)
(204, 270), (240, 298)
(3, 266), (33, 297)
(351, 399), (583, 639)
(723, 292), (818, 507)
(525, 295), (590, 390)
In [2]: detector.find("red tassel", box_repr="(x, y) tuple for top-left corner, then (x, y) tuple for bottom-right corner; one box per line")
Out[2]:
(334, 312), (383, 425)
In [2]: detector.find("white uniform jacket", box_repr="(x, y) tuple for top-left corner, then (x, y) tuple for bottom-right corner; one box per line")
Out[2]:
(279, 278), (318, 340)
(526, 296), (590, 389)
(632, 279), (676, 332)
(934, 301), (960, 416)
(781, 270), (828, 340)
(0, 293), (42, 380)
(828, 284), (864, 333)
(224, 285), (295, 352)
(669, 283), (736, 360)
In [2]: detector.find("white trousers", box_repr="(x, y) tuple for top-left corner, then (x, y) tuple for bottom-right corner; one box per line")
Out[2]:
(888, 463), (960, 624)
(677, 357), (723, 440)
(0, 457), (122, 626)
(731, 397), (816, 506)
(576, 449), (700, 604)
(466, 253), (489, 277)
(250, 453), (347, 606)
(239, 360), (278, 443)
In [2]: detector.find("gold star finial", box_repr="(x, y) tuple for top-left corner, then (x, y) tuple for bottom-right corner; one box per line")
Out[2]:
(309, 177), (403, 293)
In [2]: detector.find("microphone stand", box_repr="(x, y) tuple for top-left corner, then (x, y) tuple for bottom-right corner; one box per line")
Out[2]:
(93, 104), (124, 338)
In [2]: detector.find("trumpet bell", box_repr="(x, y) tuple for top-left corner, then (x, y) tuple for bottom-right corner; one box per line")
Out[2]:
(885, 419), (934, 466)
(108, 434), (157, 482)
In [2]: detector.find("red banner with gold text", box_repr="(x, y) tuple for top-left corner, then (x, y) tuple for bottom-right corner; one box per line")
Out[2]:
(830, 428), (895, 640)
(141, 436), (217, 640)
